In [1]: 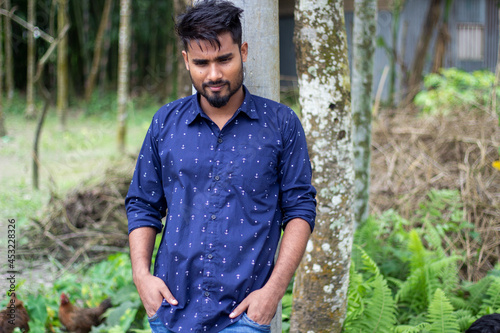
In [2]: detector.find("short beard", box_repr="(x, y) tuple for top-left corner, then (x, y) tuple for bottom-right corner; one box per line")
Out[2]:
(191, 63), (244, 108)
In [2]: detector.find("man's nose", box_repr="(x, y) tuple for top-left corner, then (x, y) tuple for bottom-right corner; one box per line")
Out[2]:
(207, 63), (223, 82)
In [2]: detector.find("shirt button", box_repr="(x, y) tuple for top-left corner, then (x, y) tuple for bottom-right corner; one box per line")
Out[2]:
(217, 138), (223, 143)
(207, 254), (213, 259)
(211, 215), (216, 220)
(204, 291), (210, 297)
(214, 175), (220, 181)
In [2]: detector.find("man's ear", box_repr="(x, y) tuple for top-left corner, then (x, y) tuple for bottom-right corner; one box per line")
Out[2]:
(240, 42), (248, 63)
(182, 50), (190, 70)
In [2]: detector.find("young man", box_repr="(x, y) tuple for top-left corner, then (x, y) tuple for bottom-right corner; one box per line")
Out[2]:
(126, 1), (316, 332)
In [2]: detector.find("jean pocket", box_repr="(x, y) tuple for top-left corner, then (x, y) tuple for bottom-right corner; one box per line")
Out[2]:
(147, 306), (163, 322)
(241, 313), (271, 331)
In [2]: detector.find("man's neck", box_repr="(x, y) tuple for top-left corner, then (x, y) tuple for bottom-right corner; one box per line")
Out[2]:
(200, 87), (245, 129)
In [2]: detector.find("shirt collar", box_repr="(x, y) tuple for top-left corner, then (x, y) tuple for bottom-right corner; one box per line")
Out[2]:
(186, 85), (260, 125)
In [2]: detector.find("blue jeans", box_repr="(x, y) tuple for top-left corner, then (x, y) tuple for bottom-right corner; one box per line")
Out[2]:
(148, 313), (271, 332)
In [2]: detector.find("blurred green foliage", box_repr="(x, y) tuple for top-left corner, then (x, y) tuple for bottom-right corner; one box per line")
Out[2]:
(414, 68), (500, 117)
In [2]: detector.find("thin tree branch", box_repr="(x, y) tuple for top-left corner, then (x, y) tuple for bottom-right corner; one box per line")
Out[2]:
(0, 7), (55, 43)
(34, 23), (70, 83)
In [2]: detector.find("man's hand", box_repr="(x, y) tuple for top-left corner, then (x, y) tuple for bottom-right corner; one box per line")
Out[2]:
(135, 273), (178, 317)
(229, 218), (312, 325)
(229, 286), (279, 325)
(129, 227), (178, 317)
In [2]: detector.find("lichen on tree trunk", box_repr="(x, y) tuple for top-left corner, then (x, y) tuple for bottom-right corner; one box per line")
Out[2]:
(290, 1), (354, 332)
(352, 0), (377, 227)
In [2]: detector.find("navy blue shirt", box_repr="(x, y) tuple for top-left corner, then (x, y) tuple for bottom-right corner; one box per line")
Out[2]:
(126, 87), (316, 332)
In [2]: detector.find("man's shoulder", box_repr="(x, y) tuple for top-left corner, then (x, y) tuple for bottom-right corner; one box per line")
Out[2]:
(248, 93), (287, 110)
(247, 93), (297, 120)
(155, 94), (196, 117)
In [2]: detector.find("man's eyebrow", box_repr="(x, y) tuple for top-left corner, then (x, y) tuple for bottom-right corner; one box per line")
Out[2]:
(216, 53), (233, 61)
(191, 53), (234, 65)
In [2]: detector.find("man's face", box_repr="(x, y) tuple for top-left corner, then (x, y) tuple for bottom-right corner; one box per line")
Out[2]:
(182, 32), (248, 108)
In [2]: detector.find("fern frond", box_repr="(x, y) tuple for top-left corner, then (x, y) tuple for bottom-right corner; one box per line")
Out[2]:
(408, 230), (426, 272)
(421, 218), (446, 257)
(462, 276), (493, 312)
(347, 275), (397, 333)
(356, 244), (381, 277)
(427, 289), (460, 333)
(454, 309), (475, 332)
(394, 323), (431, 333)
(479, 277), (500, 314)
(426, 255), (461, 297)
(345, 262), (367, 324)
(364, 275), (397, 332)
(449, 295), (468, 311)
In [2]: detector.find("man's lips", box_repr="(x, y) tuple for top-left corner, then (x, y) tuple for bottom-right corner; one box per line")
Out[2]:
(204, 81), (228, 92)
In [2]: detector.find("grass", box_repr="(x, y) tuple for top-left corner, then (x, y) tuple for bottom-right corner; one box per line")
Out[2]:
(0, 92), (165, 241)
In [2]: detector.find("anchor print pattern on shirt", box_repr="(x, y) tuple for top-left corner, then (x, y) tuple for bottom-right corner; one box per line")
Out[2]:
(126, 86), (316, 333)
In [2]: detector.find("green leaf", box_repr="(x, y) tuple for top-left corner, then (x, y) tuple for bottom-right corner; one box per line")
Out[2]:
(427, 289), (460, 333)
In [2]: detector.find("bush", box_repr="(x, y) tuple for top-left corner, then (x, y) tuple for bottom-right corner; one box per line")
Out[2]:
(414, 68), (500, 116)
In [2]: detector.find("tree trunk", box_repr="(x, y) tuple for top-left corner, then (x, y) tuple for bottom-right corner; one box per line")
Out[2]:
(290, 0), (354, 332)
(174, 0), (193, 98)
(26, 0), (37, 119)
(407, 0), (443, 101)
(225, 2), (280, 330)
(99, 4), (113, 93)
(117, 0), (131, 152)
(0, 13), (6, 137)
(492, 7), (500, 115)
(352, 0), (377, 228)
(432, 0), (453, 73)
(57, 0), (69, 130)
(85, 0), (113, 101)
(388, 0), (404, 107)
(3, 0), (13, 100)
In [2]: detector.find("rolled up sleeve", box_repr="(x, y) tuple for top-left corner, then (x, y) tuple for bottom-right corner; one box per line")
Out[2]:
(278, 109), (317, 231)
(125, 119), (167, 234)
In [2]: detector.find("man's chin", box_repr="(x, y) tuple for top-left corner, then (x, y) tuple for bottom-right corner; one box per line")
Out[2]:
(207, 97), (230, 108)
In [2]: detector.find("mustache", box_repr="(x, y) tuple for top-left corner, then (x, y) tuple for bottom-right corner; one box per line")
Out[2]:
(202, 80), (230, 89)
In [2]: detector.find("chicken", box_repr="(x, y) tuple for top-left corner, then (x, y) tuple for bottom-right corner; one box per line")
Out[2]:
(0, 294), (30, 333)
(58, 293), (112, 333)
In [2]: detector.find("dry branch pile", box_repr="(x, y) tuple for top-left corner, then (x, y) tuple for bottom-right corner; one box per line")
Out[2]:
(370, 110), (500, 280)
(24, 159), (135, 268)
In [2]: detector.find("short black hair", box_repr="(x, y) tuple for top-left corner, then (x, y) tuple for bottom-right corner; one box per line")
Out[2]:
(466, 314), (500, 333)
(175, 0), (243, 50)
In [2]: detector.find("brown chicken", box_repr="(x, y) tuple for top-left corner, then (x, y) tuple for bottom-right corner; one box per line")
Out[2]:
(58, 293), (112, 333)
(0, 294), (30, 333)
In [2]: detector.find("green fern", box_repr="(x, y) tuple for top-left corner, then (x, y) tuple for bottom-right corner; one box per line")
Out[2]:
(454, 309), (475, 332)
(394, 322), (431, 333)
(461, 276), (493, 312)
(427, 289), (460, 333)
(344, 248), (397, 333)
(408, 230), (427, 273)
(363, 275), (397, 332)
(479, 277), (500, 314)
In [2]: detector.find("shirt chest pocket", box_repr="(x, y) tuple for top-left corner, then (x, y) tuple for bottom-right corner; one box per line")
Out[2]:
(226, 141), (280, 195)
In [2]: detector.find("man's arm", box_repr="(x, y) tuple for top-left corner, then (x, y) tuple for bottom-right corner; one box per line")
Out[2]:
(229, 218), (311, 325)
(129, 227), (178, 317)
